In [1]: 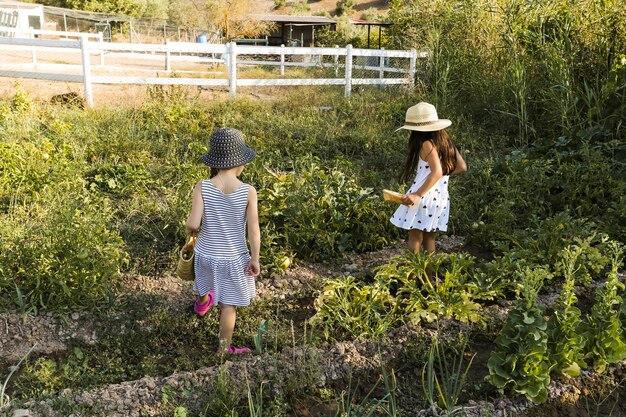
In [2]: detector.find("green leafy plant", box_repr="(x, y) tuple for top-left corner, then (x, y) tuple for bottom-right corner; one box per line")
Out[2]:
(174, 406), (188, 417)
(487, 267), (553, 404)
(547, 245), (587, 377)
(584, 242), (626, 373)
(311, 251), (503, 341)
(377, 251), (492, 324)
(253, 319), (268, 354)
(0, 193), (128, 311)
(310, 277), (399, 340)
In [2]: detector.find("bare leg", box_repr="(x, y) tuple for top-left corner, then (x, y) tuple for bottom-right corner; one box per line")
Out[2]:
(407, 229), (424, 253)
(218, 304), (237, 353)
(198, 293), (209, 304)
(423, 232), (437, 253)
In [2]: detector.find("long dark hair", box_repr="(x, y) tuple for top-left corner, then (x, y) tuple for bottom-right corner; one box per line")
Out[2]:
(399, 130), (457, 182)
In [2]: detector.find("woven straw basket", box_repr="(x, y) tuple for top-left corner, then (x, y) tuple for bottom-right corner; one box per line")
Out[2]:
(176, 235), (197, 281)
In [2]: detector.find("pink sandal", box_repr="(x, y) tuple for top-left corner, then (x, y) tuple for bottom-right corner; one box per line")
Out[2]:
(194, 291), (214, 316)
(227, 346), (251, 354)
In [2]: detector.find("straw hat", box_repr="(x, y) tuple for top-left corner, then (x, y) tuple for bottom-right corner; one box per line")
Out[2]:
(200, 128), (256, 169)
(398, 102), (452, 132)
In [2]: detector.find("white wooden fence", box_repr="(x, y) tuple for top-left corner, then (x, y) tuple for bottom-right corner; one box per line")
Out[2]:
(0, 34), (421, 107)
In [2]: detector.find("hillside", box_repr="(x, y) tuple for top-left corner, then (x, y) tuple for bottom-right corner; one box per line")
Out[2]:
(251, 0), (389, 19)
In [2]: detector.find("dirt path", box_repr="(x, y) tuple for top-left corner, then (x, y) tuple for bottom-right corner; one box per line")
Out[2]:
(0, 236), (467, 364)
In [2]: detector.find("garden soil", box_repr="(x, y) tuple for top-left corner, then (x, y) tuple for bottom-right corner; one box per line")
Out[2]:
(2, 236), (626, 417)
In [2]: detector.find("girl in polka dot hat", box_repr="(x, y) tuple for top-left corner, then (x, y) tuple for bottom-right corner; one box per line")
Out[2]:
(185, 127), (260, 355)
(390, 102), (467, 253)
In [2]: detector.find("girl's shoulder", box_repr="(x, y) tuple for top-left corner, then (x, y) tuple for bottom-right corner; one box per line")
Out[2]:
(420, 140), (437, 159)
(245, 183), (257, 195)
(421, 139), (435, 149)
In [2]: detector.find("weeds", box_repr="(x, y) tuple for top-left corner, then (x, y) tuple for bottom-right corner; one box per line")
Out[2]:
(1, 344), (37, 409)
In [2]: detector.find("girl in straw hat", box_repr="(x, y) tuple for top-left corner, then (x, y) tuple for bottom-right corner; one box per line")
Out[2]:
(185, 127), (261, 354)
(390, 102), (467, 253)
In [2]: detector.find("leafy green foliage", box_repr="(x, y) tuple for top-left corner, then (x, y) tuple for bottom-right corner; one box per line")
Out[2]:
(547, 245), (587, 377)
(583, 242), (626, 373)
(311, 252), (502, 340)
(311, 276), (399, 340)
(336, 0), (356, 16)
(377, 251), (491, 324)
(466, 212), (612, 295)
(486, 267), (553, 404)
(251, 156), (396, 266)
(1, 89), (414, 309)
(0, 193), (127, 311)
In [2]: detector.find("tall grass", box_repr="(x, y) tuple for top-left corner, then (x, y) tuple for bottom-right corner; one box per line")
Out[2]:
(387, 0), (626, 147)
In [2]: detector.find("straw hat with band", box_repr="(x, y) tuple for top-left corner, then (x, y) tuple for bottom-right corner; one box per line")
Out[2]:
(200, 128), (256, 168)
(397, 102), (452, 132)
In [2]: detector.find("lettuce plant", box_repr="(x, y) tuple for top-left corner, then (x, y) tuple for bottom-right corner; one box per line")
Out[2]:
(584, 242), (626, 373)
(487, 267), (553, 404)
(547, 245), (587, 377)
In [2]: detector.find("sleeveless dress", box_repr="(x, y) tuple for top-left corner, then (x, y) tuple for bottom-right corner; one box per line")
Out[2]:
(193, 180), (256, 307)
(390, 158), (450, 232)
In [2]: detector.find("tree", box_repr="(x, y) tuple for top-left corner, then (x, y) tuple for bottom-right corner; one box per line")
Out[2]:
(168, 0), (273, 40)
(336, 0), (356, 16)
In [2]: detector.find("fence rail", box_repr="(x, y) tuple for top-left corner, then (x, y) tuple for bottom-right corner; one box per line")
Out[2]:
(0, 34), (421, 106)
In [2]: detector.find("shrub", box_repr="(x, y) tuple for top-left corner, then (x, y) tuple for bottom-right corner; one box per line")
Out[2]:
(250, 155), (397, 265)
(336, 0), (356, 16)
(0, 192), (128, 311)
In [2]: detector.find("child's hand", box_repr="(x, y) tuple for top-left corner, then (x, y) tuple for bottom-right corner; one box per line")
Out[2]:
(244, 259), (260, 277)
(402, 193), (422, 206)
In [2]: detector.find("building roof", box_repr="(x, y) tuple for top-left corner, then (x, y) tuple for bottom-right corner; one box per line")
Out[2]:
(0, 0), (42, 9)
(250, 14), (335, 25)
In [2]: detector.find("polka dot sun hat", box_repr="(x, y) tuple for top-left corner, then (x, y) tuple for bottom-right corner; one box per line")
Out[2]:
(200, 128), (256, 169)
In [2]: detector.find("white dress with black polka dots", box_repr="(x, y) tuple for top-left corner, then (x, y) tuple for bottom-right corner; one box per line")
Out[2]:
(390, 158), (450, 232)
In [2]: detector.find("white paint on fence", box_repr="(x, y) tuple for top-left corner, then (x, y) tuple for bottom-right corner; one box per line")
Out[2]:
(0, 35), (423, 106)
(79, 35), (93, 107)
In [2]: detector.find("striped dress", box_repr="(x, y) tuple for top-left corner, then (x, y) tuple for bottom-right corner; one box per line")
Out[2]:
(193, 180), (256, 307)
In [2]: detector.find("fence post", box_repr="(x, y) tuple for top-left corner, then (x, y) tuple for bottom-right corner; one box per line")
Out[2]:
(98, 32), (104, 66)
(280, 44), (285, 76)
(409, 48), (417, 86)
(379, 47), (385, 80)
(334, 44), (339, 76)
(165, 39), (171, 71)
(228, 41), (237, 97)
(80, 35), (94, 108)
(30, 29), (37, 66)
(344, 44), (353, 97)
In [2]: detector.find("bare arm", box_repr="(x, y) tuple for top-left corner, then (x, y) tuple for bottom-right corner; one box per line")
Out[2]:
(185, 181), (203, 236)
(451, 146), (467, 174)
(401, 141), (443, 206)
(245, 186), (261, 276)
